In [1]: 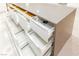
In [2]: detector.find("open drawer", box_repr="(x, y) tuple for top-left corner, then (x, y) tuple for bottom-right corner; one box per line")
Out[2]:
(6, 19), (36, 56)
(26, 31), (53, 56)
(30, 16), (54, 43)
(14, 31), (36, 56)
(16, 11), (31, 32)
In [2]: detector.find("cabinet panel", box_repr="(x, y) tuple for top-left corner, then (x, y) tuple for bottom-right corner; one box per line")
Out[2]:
(54, 10), (76, 55)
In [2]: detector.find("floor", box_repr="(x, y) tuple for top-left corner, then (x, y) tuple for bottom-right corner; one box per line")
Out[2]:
(58, 35), (79, 56)
(0, 13), (20, 56)
(0, 4), (79, 56)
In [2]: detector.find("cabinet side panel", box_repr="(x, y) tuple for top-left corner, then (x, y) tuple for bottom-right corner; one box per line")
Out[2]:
(54, 10), (76, 56)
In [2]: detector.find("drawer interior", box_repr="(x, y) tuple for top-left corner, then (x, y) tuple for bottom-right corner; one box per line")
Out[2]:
(27, 31), (46, 48)
(15, 31), (29, 49)
(32, 16), (54, 30)
(30, 16), (55, 42)
(26, 30), (53, 52)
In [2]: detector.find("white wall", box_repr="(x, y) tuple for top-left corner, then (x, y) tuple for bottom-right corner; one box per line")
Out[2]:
(67, 3), (79, 38)
(0, 3), (7, 13)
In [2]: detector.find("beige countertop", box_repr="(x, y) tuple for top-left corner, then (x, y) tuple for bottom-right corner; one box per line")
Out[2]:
(15, 3), (76, 24)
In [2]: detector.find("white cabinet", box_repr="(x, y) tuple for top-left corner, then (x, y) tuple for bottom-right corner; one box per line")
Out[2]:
(7, 3), (76, 56)
(7, 4), (54, 56)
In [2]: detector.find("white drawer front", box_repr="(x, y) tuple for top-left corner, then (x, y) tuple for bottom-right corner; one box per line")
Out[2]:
(30, 19), (54, 43)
